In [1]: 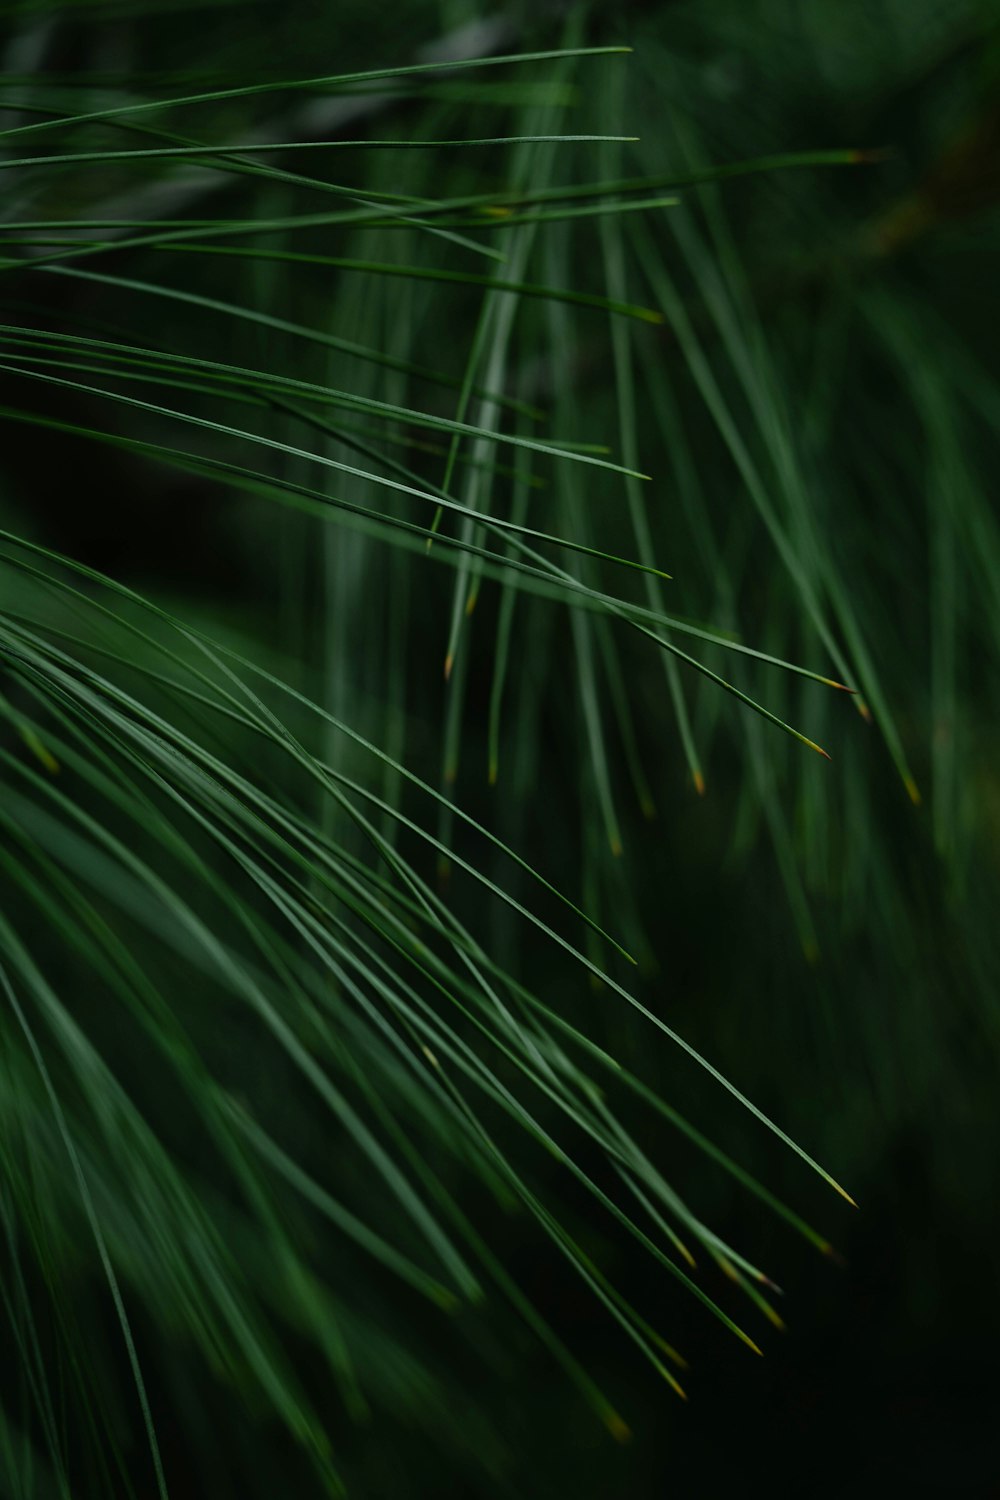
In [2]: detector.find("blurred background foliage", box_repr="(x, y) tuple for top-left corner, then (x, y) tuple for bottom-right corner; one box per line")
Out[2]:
(0, 0), (998, 1496)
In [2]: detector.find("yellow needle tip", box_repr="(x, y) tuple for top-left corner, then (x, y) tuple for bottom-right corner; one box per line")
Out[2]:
(603, 1411), (632, 1444)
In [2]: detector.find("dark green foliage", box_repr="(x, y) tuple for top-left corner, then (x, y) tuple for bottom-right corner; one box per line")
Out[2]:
(0, 3), (997, 1496)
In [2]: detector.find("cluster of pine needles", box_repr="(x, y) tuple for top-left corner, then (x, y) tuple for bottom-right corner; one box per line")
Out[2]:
(0, 3), (997, 1496)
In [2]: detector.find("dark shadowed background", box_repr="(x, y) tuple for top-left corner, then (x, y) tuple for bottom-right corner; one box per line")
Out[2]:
(1, 2), (998, 1496)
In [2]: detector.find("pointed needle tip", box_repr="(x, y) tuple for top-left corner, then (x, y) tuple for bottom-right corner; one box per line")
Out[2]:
(604, 1412), (632, 1444)
(850, 145), (893, 164)
(802, 735), (832, 761)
